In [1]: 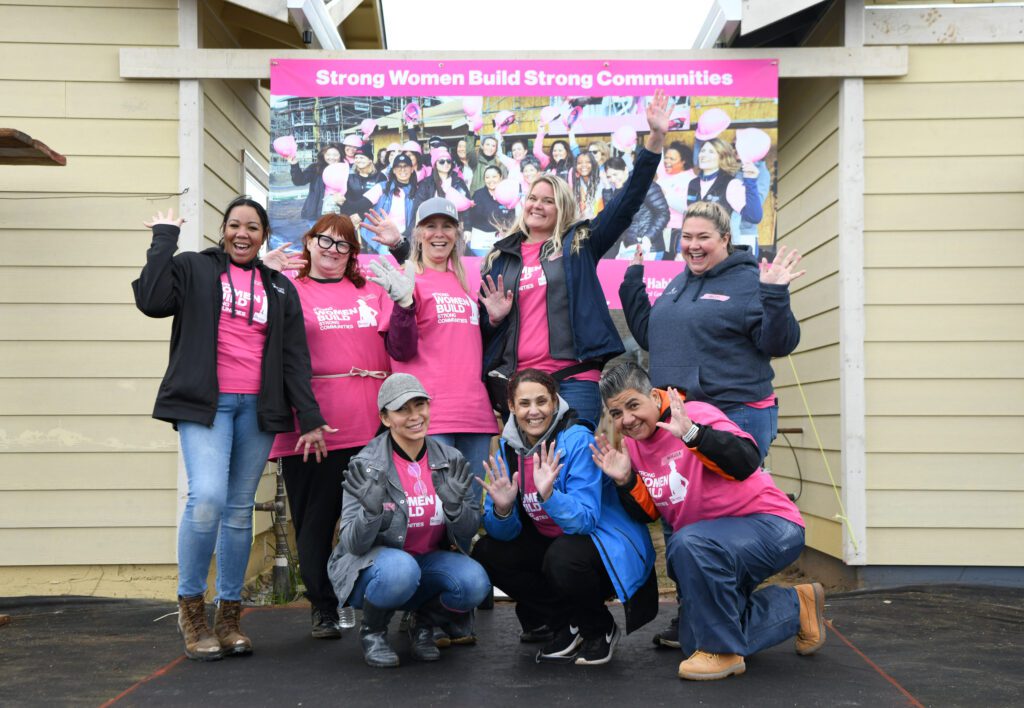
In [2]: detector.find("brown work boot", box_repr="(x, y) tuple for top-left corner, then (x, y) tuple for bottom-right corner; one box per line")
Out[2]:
(677, 650), (746, 681)
(214, 600), (253, 656)
(795, 582), (826, 655)
(177, 595), (223, 662)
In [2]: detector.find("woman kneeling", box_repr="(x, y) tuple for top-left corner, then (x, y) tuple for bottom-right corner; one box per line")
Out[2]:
(327, 373), (491, 668)
(473, 368), (657, 666)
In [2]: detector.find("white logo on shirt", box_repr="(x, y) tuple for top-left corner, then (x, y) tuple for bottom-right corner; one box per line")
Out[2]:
(356, 298), (379, 327)
(667, 458), (689, 505)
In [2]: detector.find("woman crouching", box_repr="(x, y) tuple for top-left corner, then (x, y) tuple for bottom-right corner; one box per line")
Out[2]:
(327, 373), (490, 668)
(472, 368), (657, 666)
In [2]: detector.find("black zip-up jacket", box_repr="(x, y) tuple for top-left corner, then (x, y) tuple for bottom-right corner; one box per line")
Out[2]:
(132, 224), (327, 433)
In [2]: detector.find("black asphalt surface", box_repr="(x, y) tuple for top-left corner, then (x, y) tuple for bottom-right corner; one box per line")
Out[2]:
(1, 585), (1021, 707)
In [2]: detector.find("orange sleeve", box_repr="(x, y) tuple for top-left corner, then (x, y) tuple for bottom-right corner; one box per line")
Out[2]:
(628, 473), (661, 521)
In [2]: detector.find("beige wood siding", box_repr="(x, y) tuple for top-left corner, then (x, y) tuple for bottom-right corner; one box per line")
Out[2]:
(0, 0), (181, 596)
(862, 43), (1024, 565)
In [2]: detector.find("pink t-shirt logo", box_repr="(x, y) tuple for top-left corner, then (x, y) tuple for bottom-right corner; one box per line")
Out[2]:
(220, 280), (268, 324)
(430, 291), (478, 325)
(355, 298), (379, 327)
(519, 263), (546, 292)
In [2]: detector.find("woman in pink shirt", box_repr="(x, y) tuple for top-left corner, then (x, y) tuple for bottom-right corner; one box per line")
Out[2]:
(592, 362), (826, 682)
(265, 213), (418, 641)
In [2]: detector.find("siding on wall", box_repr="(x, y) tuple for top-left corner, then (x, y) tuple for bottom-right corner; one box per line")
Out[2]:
(863, 43), (1024, 565)
(0, 0), (181, 596)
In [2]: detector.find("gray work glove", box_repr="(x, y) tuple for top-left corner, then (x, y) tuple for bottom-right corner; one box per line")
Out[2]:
(432, 459), (473, 516)
(367, 257), (415, 307)
(342, 466), (387, 516)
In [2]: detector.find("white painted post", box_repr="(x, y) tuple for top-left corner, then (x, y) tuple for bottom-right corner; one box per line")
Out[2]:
(839, 0), (868, 566)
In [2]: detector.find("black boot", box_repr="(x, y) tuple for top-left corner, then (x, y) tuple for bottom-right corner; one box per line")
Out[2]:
(359, 600), (399, 668)
(408, 613), (441, 661)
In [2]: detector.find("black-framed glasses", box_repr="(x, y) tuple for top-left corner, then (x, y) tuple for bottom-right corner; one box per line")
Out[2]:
(315, 234), (352, 253)
(435, 159), (452, 165)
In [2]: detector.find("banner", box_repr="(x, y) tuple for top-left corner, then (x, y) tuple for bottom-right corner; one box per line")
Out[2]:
(269, 59), (778, 307)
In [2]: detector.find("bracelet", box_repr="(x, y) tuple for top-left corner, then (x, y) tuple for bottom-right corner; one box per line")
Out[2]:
(682, 423), (701, 445)
(494, 506), (513, 519)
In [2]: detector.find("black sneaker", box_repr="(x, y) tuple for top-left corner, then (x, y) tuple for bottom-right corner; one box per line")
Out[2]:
(311, 608), (341, 639)
(575, 622), (620, 666)
(520, 624), (555, 643)
(536, 624), (581, 662)
(652, 614), (680, 649)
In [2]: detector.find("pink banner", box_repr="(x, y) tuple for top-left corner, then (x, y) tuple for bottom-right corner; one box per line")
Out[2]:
(271, 59), (778, 99)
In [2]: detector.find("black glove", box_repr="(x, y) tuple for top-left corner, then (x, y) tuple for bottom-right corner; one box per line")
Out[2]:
(342, 466), (387, 516)
(432, 459), (473, 516)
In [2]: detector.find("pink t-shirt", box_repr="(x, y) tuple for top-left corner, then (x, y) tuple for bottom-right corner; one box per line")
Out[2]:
(518, 453), (563, 538)
(745, 392), (778, 409)
(516, 242), (600, 383)
(269, 277), (392, 458)
(393, 450), (446, 555)
(623, 400), (804, 532)
(381, 268), (497, 435)
(217, 264), (268, 394)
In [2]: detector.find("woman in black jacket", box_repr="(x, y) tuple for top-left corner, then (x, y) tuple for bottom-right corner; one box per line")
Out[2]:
(289, 143), (345, 224)
(133, 197), (333, 663)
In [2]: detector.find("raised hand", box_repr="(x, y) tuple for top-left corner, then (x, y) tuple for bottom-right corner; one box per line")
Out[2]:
(341, 466), (387, 516)
(532, 441), (563, 503)
(644, 89), (673, 152)
(362, 208), (403, 248)
(478, 454), (518, 517)
(759, 245), (806, 286)
(479, 274), (513, 325)
(432, 458), (473, 515)
(144, 208), (185, 229)
(367, 256), (415, 307)
(294, 423), (338, 463)
(630, 243), (645, 267)
(263, 242), (308, 273)
(590, 434), (633, 486)
(655, 387), (694, 440)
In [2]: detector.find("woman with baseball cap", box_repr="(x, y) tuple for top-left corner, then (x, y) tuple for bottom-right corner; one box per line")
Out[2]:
(327, 373), (490, 668)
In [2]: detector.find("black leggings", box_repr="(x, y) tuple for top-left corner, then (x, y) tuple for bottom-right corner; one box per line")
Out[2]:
(279, 447), (357, 612)
(472, 516), (615, 639)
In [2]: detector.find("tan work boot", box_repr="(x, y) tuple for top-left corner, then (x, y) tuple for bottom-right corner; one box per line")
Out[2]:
(795, 582), (826, 655)
(677, 650), (746, 681)
(214, 600), (253, 656)
(177, 595), (223, 662)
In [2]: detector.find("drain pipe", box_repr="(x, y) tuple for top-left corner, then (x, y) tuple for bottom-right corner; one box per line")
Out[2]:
(254, 459), (292, 602)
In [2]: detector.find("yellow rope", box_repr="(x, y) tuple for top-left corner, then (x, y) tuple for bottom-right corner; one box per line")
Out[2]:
(786, 355), (861, 554)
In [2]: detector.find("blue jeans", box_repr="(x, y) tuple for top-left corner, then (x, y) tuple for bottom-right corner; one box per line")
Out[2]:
(177, 393), (275, 600)
(719, 402), (778, 464)
(430, 432), (493, 505)
(349, 548), (491, 612)
(558, 379), (602, 428)
(667, 514), (804, 656)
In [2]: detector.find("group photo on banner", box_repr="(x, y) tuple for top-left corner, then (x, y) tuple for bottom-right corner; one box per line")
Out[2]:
(268, 59), (779, 305)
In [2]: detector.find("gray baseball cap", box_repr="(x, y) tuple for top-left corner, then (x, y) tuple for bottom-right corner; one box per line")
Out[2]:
(378, 373), (431, 411)
(416, 196), (458, 226)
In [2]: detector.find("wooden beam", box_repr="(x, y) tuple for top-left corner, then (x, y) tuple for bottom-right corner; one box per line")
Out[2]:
(866, 3), (1024, 45)
(120, 46), (908, 80)
(741, 0), (823, 35)
(326, 0), (363, 26)
(224, 0), (288, 23)
(0, 129), (66, 166)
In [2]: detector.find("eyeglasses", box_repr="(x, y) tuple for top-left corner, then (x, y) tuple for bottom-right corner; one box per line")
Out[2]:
(435, 159), (452, 165)
(589, 149), (602, 155)
(315, 234), (352, 253)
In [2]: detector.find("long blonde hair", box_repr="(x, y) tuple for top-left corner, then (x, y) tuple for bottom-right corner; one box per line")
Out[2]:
(481, 174), (588, 272)
(410, 220), (470, 293)
(698, 138), (741, 177)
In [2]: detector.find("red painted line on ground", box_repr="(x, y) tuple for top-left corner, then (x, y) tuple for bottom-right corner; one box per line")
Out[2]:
(98, 654), (186, 708)
(826, 620), (926, 708)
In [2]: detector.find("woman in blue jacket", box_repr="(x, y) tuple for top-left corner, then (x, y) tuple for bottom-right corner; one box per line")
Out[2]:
(478, 90), (671, 425)
(472, 369), (656, 666)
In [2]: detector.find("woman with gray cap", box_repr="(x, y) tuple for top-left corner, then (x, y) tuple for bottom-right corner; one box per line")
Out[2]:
(327, 373), (490, 668)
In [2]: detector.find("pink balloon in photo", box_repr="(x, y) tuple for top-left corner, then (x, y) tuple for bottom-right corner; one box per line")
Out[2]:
(359, 119), (377, 139)
(539, 105), (560, 126)
(463, 96), (483, 117)
(695, 108), (731, 140)
(611, 125), (637, 152)
(494, 110), (516, 134)
(444, 186), (475, 212)
(322, 163), (349, 194)
(494, 180), (521, 209)
(404, 102), (421, 124)
(725, 179), (747, 213)
(273, 135), (297, 159)
(563, 105), (583, 130)
(735, 128), (771, 163)
(467, 114), (483, 133)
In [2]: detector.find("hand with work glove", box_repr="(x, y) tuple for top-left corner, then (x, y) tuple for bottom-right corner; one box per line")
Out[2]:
(367, 256), (415, 308)
(432, 458), (474, 517)
(341, 465), (388, 516)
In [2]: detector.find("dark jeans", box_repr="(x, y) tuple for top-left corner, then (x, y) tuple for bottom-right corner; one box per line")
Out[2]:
(280, 447), (358, 613)
(472, 519), (615, 639)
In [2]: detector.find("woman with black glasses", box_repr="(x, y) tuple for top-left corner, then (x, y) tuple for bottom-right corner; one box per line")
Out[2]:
(264, 213), (417, 640)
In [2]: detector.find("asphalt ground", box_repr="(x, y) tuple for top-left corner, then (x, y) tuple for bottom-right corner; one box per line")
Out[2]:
(0, 585), (1021, 707)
